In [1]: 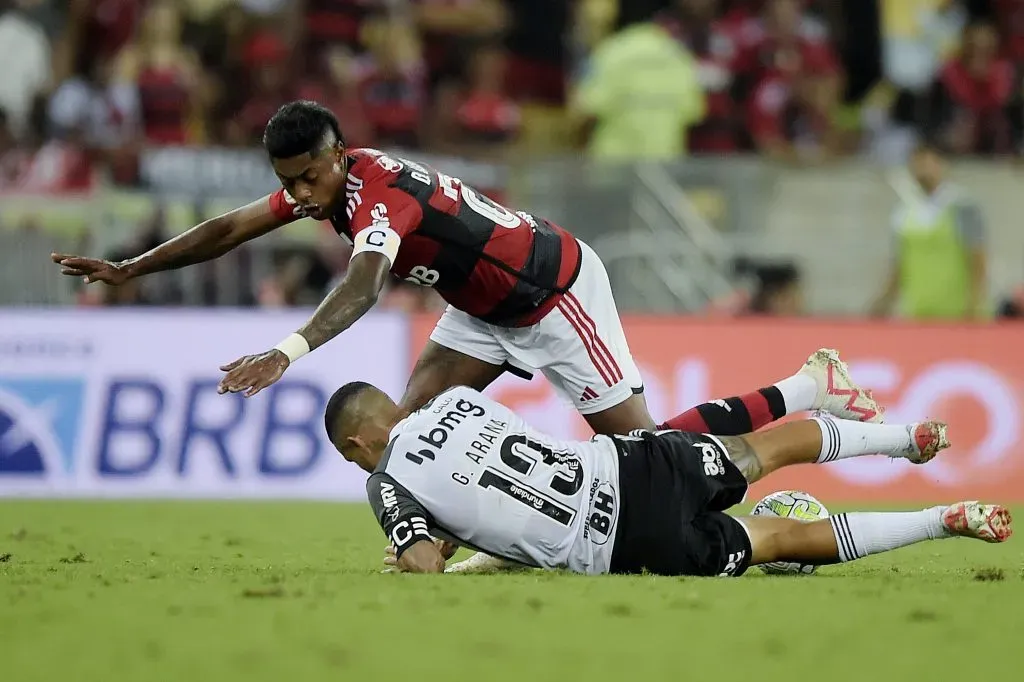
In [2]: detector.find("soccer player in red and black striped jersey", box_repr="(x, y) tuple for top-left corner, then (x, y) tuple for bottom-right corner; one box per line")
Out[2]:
(50, 100), (882, 441)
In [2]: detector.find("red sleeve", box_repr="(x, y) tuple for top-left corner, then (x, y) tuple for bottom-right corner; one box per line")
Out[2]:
(268, 188), (306, 224)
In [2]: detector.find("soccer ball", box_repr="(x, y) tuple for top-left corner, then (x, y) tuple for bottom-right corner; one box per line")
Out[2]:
(751, 490), (830, 575)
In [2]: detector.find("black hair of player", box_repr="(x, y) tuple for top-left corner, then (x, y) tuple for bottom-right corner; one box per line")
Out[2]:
(263, 101), (346, 160)
(324, 381), (373, 440)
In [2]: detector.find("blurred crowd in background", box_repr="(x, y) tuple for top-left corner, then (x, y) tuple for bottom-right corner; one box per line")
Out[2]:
(3, 0), (1024, 318)
(6, 0), (1024, 179)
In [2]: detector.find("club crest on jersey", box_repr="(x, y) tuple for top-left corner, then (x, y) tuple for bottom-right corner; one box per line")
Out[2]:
(376, 155), (404, 173)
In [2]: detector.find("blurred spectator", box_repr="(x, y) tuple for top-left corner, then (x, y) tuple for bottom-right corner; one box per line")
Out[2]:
(112, 0), (210, 145)
(299, 47), (375, 149)
(748, 66), (849, 163)
(570, 18), (706, 160)
(226, 29), (292, 145)
(54, 0), (141, 83)
(881, 0), (965, 92)
(926, 21), (1015, 155)
(504, 0), (569, 104)
(414, 0), (509, 89)
(996, 285), (1024, 319)
(736, 0), (838, 83)
(0, 0), (51, 139)
(354, 12), (427, 149)
(991, 0), (1024, 65)
(48, 54), (139, 152)
(872, 141), (988, 320)
(430, 39), (520, 159)
(302, 0), (381, 76)
(660, 0), (747, 152)
(748, 262), (803, 315)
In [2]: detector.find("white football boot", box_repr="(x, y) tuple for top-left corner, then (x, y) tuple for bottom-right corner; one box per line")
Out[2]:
(941, 501), (1013, 543)
(445, 552), (528, 574)
(902, 421), (951, 464)
(799, 348), (884, 423)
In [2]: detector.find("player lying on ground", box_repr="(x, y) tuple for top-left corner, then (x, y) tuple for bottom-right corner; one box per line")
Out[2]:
(50, 100), (882, 443)
(325, 382), (1011, 577)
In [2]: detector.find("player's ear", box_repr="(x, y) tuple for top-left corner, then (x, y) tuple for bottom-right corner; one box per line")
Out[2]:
(347, 435), (368, 453)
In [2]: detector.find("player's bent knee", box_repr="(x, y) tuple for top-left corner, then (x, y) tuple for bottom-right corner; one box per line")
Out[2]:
(740, 515), (803, 565)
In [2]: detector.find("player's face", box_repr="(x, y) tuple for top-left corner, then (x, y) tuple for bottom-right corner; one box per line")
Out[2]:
(271, 145), (347, 220)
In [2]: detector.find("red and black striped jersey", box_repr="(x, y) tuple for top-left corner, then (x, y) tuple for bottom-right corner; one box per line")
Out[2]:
(269, 148), (581, 327)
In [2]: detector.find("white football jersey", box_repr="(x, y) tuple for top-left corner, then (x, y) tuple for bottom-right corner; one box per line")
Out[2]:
(374, 386), (621, 574)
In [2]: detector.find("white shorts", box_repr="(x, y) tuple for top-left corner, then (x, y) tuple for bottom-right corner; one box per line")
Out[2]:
(429, 239), (643, 415)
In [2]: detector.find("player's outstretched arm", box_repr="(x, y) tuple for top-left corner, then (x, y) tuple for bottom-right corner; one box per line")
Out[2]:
(51, 195), (288, 285)
(296, 251), (391, 351)
(217, 251), (390, 397)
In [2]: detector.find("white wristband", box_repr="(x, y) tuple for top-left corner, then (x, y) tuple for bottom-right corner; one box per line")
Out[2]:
(273, 333), (311, 363)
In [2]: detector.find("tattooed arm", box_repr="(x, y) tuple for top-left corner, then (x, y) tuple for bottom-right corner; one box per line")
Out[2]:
(298, 251), (391, 351)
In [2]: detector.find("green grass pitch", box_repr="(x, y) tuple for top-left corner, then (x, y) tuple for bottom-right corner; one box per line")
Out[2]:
(1, 501), (1021, 682)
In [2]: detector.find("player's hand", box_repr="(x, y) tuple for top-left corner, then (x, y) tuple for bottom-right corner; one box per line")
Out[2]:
(51, 253), (133, 285)
(435, 538), (458, 560)
(382, 543), (401, 573)
(382, 540), (455, 573)
(217, 350), (289, 398)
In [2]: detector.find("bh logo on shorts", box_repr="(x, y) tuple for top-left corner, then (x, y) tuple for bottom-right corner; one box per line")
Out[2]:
(0, 378), (84, 475)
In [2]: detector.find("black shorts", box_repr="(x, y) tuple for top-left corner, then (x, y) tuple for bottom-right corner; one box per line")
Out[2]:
(608, 430), (752, 577)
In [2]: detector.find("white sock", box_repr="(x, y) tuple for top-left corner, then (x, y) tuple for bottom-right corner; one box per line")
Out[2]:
(774, 373), (818, 413)
(813, 416), (911, 463)
(830, 508), (950, 562)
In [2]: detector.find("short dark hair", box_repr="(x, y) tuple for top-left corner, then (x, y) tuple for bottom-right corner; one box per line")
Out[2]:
(263, 100), (345, 159)
(324, 381), (373, 441)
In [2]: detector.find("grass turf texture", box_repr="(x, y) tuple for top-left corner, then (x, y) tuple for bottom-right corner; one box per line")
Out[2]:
(1, 501), (1021, 682)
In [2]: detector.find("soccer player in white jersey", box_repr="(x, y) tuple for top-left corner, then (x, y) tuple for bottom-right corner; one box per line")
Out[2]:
(325, 382), (1012, 577)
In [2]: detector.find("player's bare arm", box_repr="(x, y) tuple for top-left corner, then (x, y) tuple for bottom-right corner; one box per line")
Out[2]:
(217, 251), (390, 397)
(297, 251), (391, 350)
(51, 197), (288, 286)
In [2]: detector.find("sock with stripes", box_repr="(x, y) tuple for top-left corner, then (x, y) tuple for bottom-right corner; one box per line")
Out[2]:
(813, 416), (911, 463)
(658, 386), (788, 435)
(830, 509), (950, 562)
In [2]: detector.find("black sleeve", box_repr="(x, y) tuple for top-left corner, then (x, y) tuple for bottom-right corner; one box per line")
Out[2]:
(366, 472), (434, 558)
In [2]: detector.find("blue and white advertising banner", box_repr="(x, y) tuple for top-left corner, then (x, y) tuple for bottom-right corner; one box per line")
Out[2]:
(0, 310), (409, 499)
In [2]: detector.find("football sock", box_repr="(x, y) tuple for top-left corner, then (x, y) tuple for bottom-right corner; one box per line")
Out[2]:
(658, 387), (787, 435)
(813, 416), (911, 463)
(773, 373), (818, 413)
(830, 508), (949, 562)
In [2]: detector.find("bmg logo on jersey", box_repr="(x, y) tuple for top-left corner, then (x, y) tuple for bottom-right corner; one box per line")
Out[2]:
(0, 378), (85, 476)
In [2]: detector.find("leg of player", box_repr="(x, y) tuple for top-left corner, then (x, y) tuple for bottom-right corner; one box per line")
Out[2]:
(658, 348), (884, 435)
(740, 501), (1013, 568)
(712, 415), (949, 483)
(397, 341), (506, 417)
